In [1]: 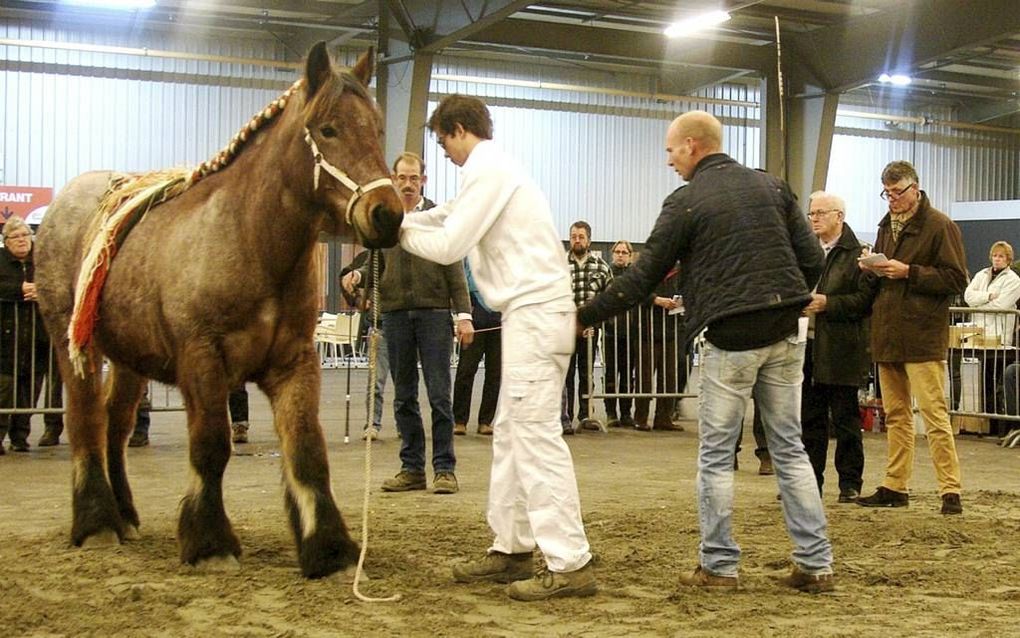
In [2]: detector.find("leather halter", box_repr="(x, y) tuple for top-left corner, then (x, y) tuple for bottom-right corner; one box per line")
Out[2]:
(303, 127), (394, 225)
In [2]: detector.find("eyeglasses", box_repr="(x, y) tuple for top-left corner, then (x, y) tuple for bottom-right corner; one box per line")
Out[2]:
(807, 209), (841, 219)
(394, 174), (422, 184)
(880, 182), (916, 200)
(5, 233), (31, 241)
(435, 133), (449, 149)
(612, 249), (631, 255)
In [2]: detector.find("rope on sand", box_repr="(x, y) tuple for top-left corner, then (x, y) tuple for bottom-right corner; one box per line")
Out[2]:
(352, 250), (401, 603)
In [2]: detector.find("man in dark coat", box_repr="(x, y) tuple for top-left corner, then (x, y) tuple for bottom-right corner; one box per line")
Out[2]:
(801, 191), (872, 503)
(579, 111), (834, 593)
(857, 160), (967, 515)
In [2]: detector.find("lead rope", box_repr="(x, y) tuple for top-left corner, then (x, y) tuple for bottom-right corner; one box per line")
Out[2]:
(352, 249), (401, 603)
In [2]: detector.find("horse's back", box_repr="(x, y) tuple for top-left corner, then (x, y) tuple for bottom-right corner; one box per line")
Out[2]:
(35, 171), (114, 336)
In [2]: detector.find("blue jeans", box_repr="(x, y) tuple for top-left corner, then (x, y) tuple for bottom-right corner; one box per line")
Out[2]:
(366, 326), (390, 430)
(698, 338), (832, 577)
(383, 310), (455, 474)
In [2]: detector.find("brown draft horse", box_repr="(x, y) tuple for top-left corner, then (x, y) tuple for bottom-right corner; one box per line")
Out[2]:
(33, 43), (403, 578)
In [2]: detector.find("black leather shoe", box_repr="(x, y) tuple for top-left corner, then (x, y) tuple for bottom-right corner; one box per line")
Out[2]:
(10, 440), (30, 452)
(856, 486), (908, 508)
(128, 432), (149, 448)
(940, 493), (963, 515)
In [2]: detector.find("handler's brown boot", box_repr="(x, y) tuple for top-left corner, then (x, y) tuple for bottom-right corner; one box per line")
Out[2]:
(777, 566), (835, 593)
(453, 551), (533, 583)
(678, 566), (740, 590)
(507, 563), (597, 601)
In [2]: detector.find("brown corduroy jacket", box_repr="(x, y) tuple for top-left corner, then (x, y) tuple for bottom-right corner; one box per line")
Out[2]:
(868, 192), (968, 363)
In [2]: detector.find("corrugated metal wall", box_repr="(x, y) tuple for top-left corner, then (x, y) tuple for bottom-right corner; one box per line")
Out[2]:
(0, 19), (313, 190)
(4, 18), (1018, 251)
(423, 56), (762, 242)
(826, 103), (1020, 244)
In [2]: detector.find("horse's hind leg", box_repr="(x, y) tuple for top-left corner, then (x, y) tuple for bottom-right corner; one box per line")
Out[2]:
(105, 365), (147, 539)
(177, 354), (241, 568)
(260, 346), (359, 578)
(61, 352), (127, 547)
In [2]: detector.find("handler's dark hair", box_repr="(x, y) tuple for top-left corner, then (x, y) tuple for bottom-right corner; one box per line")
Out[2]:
(427, 95), (493, 140)
(881, 160), (919, 186)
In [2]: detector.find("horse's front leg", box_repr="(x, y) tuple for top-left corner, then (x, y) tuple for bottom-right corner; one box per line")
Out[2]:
(177, 358), (240, 569)
(260, 345), (359, 578)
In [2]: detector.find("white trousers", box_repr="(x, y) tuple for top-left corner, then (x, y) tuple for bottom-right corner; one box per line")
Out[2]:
(486, 301), (592, 573)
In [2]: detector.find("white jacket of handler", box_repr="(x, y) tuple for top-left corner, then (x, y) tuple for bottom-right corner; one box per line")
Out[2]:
(398, 94), (597, 602)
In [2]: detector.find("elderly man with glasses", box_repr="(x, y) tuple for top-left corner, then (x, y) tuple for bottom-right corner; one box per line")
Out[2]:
(800, 192), (872, 503)
(856, 160), (968, 515)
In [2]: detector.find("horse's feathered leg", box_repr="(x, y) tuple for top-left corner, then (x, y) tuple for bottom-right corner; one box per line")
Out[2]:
(176, 346), (241, 566)
(104, 364), (147, 538)
(259, 345), (359, 578)
(61, 348), (128, 547)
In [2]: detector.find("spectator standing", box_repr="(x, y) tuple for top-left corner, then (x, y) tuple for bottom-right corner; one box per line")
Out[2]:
(602, 240), (637, 428)
(801, 191), (872, 503)
(579, 111), (834, 593)
(400, 94), (596, 601)
(632, 263), (685, 431)
(964, 241), (1020, 430)
(563, 221), (612, 433)
(453, 262), (501, 436)
(340, 250), (393, 441)
(0, 218), (52, 454)
(345, 152), (473, 495)
(857, 160), (968, 515)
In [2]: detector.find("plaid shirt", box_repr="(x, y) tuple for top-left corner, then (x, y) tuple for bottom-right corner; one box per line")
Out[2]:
(568, 251), (613, 307)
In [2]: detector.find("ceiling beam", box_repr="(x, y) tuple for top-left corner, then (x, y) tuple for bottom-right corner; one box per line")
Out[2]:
(787, 0), (1020, 92)
(463, 19), (772, 72)
(915, 69), (1020, 93)
(959, 98), (1020, 124)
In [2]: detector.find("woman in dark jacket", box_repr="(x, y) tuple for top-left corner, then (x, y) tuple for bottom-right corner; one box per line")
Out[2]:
(0, 217), (55, 453)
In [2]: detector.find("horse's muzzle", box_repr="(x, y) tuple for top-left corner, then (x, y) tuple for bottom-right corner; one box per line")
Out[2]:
(362, 204), (403, 249)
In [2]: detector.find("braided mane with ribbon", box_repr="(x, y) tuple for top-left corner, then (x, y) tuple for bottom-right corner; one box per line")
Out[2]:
(67, 80), (304, 376)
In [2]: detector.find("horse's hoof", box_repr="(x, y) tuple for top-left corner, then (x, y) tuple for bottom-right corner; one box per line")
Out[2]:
(81, 529), (121, 549)
(195, 554), (241, 573)
(123, 524), (141, 541)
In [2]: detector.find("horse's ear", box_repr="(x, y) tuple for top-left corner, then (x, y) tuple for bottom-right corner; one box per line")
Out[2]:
(351, 47), (375, 87)
(305, 41), (332, 99)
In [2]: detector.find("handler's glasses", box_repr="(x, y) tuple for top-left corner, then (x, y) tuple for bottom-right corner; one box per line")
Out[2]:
(880, 182), (916, 200)
(4, 232), (32, 241)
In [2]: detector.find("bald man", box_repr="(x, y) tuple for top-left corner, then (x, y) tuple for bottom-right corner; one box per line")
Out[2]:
(579, 111), (834, 593)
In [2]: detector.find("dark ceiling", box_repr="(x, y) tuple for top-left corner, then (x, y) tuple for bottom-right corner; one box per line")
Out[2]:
(4, 0), (1020, 125)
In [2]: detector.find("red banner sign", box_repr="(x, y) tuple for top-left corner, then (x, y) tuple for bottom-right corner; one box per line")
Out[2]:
(1, 186), (53, 225)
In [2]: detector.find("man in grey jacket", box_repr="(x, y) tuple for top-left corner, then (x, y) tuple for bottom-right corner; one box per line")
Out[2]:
(343, 152), (473, 495)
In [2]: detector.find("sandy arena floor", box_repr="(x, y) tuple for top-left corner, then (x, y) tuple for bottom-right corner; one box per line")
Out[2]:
(1, 367), (1018, 637)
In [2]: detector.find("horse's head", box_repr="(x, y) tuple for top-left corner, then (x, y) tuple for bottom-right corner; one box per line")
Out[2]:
(301, 43), (403, 248)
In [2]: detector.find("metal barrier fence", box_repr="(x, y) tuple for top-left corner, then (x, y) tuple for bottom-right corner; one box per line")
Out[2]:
(579, 303), (695, 424)
(946, 306), (1020, 433)
(0, 301), (185, 425)
(575, 303), (1020, 444)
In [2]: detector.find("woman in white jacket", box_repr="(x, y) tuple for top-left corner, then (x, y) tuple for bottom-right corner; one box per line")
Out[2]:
(964, 241), (1020, 346)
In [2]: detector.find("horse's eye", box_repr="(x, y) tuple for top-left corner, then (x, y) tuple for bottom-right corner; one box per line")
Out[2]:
(320, 125), (338, 138)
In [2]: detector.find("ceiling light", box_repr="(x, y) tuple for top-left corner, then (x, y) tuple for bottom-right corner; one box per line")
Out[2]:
(62, 0), (157, 9)
(664, 10), (730, 38)
(878, 73), (912, 86)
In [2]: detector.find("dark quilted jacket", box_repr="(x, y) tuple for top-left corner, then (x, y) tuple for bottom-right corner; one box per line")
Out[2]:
(579, 153), (824, 345)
